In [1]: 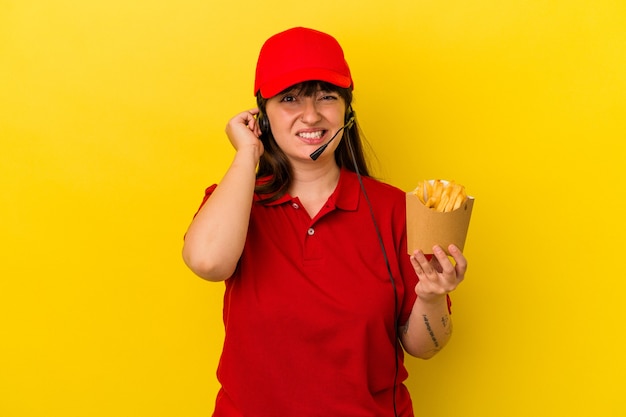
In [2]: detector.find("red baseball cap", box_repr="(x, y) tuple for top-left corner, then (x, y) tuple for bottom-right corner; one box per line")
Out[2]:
(254, 27), (353, 98)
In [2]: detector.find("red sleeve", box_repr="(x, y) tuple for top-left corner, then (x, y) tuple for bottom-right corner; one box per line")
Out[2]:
(193, 184), (218, 217)
(183, 184), (218, 241)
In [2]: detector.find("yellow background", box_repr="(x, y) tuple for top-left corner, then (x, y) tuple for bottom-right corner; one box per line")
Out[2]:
(2, 0), (625, 416)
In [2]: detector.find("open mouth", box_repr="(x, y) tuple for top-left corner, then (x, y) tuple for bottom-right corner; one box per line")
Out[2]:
(297, 130), (327, 143)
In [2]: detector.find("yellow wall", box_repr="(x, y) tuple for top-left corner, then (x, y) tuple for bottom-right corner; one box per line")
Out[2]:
(2, 1), (625, 416)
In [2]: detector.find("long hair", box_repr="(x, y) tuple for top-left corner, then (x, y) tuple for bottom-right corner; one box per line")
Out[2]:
(255, 81), (371, 204)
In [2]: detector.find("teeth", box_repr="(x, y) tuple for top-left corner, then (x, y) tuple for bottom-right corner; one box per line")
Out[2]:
(298, 131), (323, 139)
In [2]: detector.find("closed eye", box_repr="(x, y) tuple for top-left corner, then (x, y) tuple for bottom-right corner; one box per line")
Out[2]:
(319, 94), (339, 101)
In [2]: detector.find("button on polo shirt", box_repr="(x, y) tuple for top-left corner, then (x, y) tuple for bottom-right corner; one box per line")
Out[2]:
(194, 169), (425, 417)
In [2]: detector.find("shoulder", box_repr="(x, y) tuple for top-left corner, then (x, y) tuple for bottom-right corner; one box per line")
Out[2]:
(360, 175), (406, 202)
(340, 170), (406, 212)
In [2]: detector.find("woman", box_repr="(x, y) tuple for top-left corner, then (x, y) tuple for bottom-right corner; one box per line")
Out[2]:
(183, 27), (467, 417)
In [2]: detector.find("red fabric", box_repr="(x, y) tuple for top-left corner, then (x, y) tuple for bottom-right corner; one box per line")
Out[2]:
(197, 170), (424, 416)
(254, 27), (353, 98)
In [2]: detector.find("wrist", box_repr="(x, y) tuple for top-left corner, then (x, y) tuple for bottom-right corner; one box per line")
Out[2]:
(415, 292), (448, 307)
(234, 145), (262, 164)
(414, 292), (453, 316)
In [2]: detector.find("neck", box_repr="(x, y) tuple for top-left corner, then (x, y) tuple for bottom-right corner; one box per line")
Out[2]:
(289, 163), (341, 200)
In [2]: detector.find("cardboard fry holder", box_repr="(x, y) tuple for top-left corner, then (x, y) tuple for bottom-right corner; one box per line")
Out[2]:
(406, 192), (474, 255)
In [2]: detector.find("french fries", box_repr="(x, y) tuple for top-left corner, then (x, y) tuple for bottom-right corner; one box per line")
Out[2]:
(412, 179), (468, 213)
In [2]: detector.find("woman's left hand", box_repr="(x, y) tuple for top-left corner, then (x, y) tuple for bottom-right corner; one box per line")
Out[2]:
(410, 244), (467, 303)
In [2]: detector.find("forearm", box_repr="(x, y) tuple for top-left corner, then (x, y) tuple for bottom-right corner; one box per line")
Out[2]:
(182, 149), (258, 281)
(400, 295), (453, 359)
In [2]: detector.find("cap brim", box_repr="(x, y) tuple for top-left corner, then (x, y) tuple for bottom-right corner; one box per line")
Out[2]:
(259, 68), (352, 98)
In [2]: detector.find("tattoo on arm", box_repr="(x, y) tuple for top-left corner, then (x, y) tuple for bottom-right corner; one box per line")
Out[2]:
(422, 315), (440, 348)
(400, 318), (409, 335)
(441, 315), (453, 336)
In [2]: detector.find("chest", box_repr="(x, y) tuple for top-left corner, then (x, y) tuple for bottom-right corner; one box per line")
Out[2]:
(236, 200), (403, 322)
(296, 196), (326, 219)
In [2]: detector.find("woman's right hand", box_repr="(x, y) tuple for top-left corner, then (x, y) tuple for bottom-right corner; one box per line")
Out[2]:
(225, 109), (265, 159)
(184, 109), (265, 281)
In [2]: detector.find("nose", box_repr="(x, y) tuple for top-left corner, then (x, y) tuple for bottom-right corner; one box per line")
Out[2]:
(300, 98), (322, 124)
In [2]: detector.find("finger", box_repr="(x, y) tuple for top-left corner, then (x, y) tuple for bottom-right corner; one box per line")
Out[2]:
(235, 110), (263, 135)
(227, 109), (257, 129)
(253, 122), (262, 137)
(249, 109), (265, 137)
(411, 250), (431, 269)
(409, 255), (423, 277)
(245, 117), (256, 131)
(411, 250), (438, 279)
(409, 251), (424, 272)
(432, 245), (454, 275)
(448, 244), (468, 279)
(244, 109), (259, 128)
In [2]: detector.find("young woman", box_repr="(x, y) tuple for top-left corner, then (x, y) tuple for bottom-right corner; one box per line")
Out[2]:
(183, 27), (467, 417)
